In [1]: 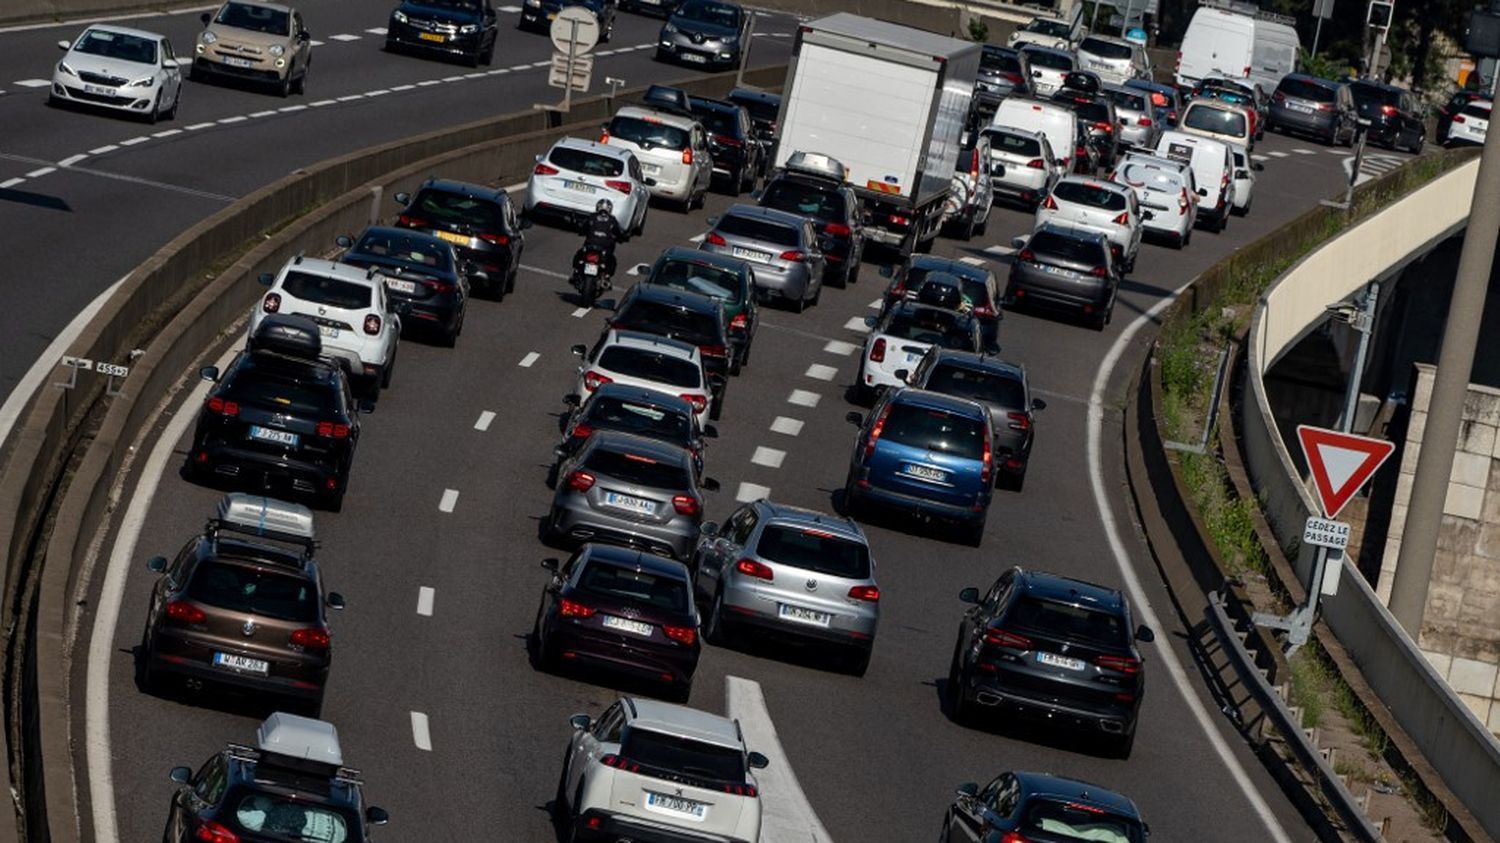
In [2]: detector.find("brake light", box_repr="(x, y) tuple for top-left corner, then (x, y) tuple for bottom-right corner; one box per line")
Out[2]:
(848, 585), (881, 602)
(869, 337), (886, 363)
(778, 250), (806, 261)
(206, 396), (239, 417)
(1018, 248), (1035, 263)
(724, 782), (759, 797)
(1381, 104), (1398, 116)
(729, 313), (748, 330)
(1138, 116), (1152, 126)
(682, 148), (694, 165)
(706, 231), (727, 246)
(1112, 212), (1129, 225)
(672, 494), (700, 517)
(534, 162), (560, 176)
(1000, 833), (1030, 843)
(601, 754), (641, 772)
(1091, 266), (1109, 278)
(969, 149), (981, 179)
(559, 598), (596, 618)
(165, 600), (207, 625)
(973, 304), (994, 318)
(1002, 71), (1023, 84)
(1242, 65), (1251, 77)
(1007, 411), (1031, 431)
(679, 393), (708, 413)
(290, 627), (330, 649)
(735, 558), (774, 580)
(863, 403), (892, 460)
(604, 180), (633, 194)
(396, 214), (429, 228)
(363, 314), (381, 335)
(194, 821), (240, 843)
(262, 293), (281, 313)
(478, 232), (509, 246)
(1096, 654), (1142, 674)
(315, 421), (351, 439)
(1093, 120), (1113, 133)
(700, 344), (727, 359)
(583, 371), (612, 392)
(584, 252), (601, 264)
(889, 214), (910, 226)
(1454, 114), (1467, 124)
(979, 429), (992, 485)
(566, 470), (596, 492)
(1041, 194), (1058, 210)
(824, 222), (852, 237)
(1075, 144), (1087, 159)
(1027, 158), (1045, 169)
(569, 422), (594, 441)
(985, 628), (1032, 648)
(599, 130), (611, 144)
(714, 134), (743, 148)
(663, 624), (698, 645)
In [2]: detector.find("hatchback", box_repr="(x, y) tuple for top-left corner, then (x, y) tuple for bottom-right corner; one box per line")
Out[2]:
(1102, 83), (1160, 149)
(880, 256), (1002, 349)
(559, 384), (710, 478)
(546, 431), (715, 561)
(656, 0), (748, 69)
(1019, 45), (1074, 97)
(700, 205), (826, 311)
(975, 45), (1032, 112)
(1075, 34), (1149, 84)
(570, 329), (714, 429)
(1438, 90), (1490, 142)
(727, 87), (781, 146)
(636, 247), (758, 369)
(1179, 99), (1254, 151)
(1007, 223), (1119, 330)
(532, 543), (700, 700)
(1007, 15), (1072, 49)
(609, 284), (733, 413)
(393, 179), (525, 300)
(1036, 177), (1141, 271)
(1125, 77), (1184, 128)
(693, 499), (879, 675)
(843, 388), (995, 545)
(948, 566), (1155, 756)
(526, 137), (650, 236)
(857, 302), (983, 401)
(1446, 98), (1491, 146)
(904, 350), (1043, 490)
(192, 1), (311, 96)
(335, 226), (468, 346)
(385, 0), (498, 65)
(1350, 80), (1427, 152)
(982, 126), (1061, 209)
(51, 25), (183, 122)
(941, 771), (1149, 842)
(1112, 154), (1195, 248)
(603, 106), (713, 210)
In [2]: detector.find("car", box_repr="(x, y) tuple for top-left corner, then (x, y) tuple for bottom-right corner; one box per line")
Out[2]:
(1006, 15), (1073, 49)
(699, 204), (826, 311)
(757, 151), (866, 287)
(189, 315), (366, 510)
(251, 257), (402, 388)
(385, 0), (498, 66)
(880, 256), (1003, 350)
(556, 697), (768, 842)
(943, 136), (994, 241)
(940, 771), (1149, 842)
(1035, 176), (1142, 272)
(619, 0), (678, 18)
(1074, 34), (1150, 84)
(335, 226), (470, 344)
(50, 24), (183, 122)
(904, 350), (1043, 491)
(140, 495), (343, 713)
(947, 566), (1155, 756)
(975, 45), (1032, 113)
(570, 329), (716, 429)
(1195, 85), (1263, 140)
(727, 87), (781, 147)
(393, 178), (526, 300)
(1348, 79), (1427, 153)
(1445, 97), (1491, 147)
(635, 247), (758, 370)
(1154, 130), (1235, 232)
(1019, 45), (1075, 97)
(609, 284), (733, 414)
(1125, 77), (1185, 128)
(1230, 145), (1257, 215)
(1053, 89), (1121, 170)
(546, 430), (716, 561)
(982, 125), (1062, 210)
(688, 95), (765, 193)
(526, 137), (651, 237)
(991, 96), (1082, 175)
(656, 0), (749, 70)
(603, 105), (714, 211)
(1437, 90), (1490, 143)
(1112, 154), (1196, 248)
(532, 543), (701, 700)
(1268, 73), (1356, 145)
(1194, 76), (1269, 138)
(843, 387), (995, 545)
(1102, 83), (1162, 150)
(1006, 223), (1120, 330)
(191, 1), (311, 96)
(165, 714), (388, 841)
(559, 384), (711, 479)
(520, 0), (615, 42)
(856, 302), (983, 402)
(1178, 98), (1255, 152)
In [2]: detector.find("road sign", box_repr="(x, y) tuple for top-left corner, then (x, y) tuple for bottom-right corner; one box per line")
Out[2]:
(550, 7), (600, 55)
(1367, 0), (1393, 29)
(1303, 516), (1351, 551)
(549, 52), (593, 91)
(1313, 0), (1335, 18)
(1296, 424), (1396, 519)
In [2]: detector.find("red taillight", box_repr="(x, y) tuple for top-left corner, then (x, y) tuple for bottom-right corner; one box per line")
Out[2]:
(1242, 65), (1251, 77)
(1027, 158), (1045, 169)
(700, 344), (728, 359)
(778, 250), (806, 261)
(1096, 654), (1142, 674)
(1041, 194), (1058, 210)
(1075, 144), (1087, 159)
(566, 471), (596, 492)
(724, 782), (759, 797)
(534, 162), (560, 176)
(206, 396), (239, 417)
(714, 134), (743, 148)
(478, 232), (509, 246)
(824, 222), (852, 237)
(601, 754), (641, 772)
(584, 252), (601, 264)
(1381, 104), (1398, 116)
(262, 293), (281, 313)
(1454, 114), (1467, 124)
(984, 628), (1032, 648)
(1174, 52), (1181, 71)
(1138, 116), (1153, 126)
(848, 585), (880, 602)
(1018, 248), (1035, 263)
(1091, 265), (1109, 278)
(672, 494), (700, 517)
(663, 624), (697, 645)
(1112, 212), (1129, 225)
(735, 558), (774, 580)
(869, 337), (886, 363)
(979, 429), (992, 485)
(973, 304), (994, 318)
(682, 148), (694, 165)
(599, 130), (611, 144)
(315, 421), (350, 439)
(363, 314), (381, 335)
(583, 371), (612, 392)
(290, 627), (330, 649)
(705, 231), (727, 246)
(1002, 71), (1023, 84)
(1007, 411), (1031, 431)
(559, 598), (596, 618)
(194, 821), (240, 843)
(1093, 120), (1113, 133)
(570, 422), (594, 440)
(1001, 833), (1031, 843)
(863, 403), (892, 460)
(396, 214), (428, 228)
(889, 214), (910, 226)
(729, 313), (748, 330)
(604, 180), (633, 194)
(679, 393), (708, 413)
(165, 601), (207, 625)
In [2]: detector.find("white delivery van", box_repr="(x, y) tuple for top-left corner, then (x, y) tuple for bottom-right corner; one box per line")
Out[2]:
(1154, 130), (1235, 232)
(992, 98), (1081, 174)
(1175, 1), (1299, 93)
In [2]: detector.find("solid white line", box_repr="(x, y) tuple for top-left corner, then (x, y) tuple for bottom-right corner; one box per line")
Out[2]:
(823, 340), (857, 356)
(25, 166), (55, 178)
(217, 115), (246, 124)
(151, 129), (182, 138)
(787, 389), (820, 408)
(804, 363), (837, 381)
(475, 410), (496, 431)
(439, 488), (459, 513)
(58, 154), (87, 167)
(89, 144), (119, 154)
(1088, 280), (1294, 843)
(735, 482), (771, 502)
(417, 586), (435, 617)
(725, 677), (833, 842)
(0, 177), (23, 189)
(519, 351), (540, 367)
(769, 416), (803, 436)
(751, 446), (786, 469)
(842, 317), (870, 333)
(410, 711), (433, 751)
(13, 78), (50, 88)
(571, 307), (590, 318)
(117, 137), (147, 146)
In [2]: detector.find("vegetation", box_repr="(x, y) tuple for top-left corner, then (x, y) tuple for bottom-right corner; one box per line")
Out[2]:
(967, 17), (989, 43)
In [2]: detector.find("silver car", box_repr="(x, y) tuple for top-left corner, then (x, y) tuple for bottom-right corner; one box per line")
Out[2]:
(546, 430), (718, 561)
(699, 205), (826, 312)
(1074, 34), (1150, 84)
(692, 499), (879, 675)
(1102, 83), (1162, 150)
(1019, 45), (1074, 98)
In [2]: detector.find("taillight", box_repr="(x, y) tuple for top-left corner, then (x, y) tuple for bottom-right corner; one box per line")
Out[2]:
(682, 148), (694, 165)
(583, 371), (612, 392)
(1075, 144), (1087, 159)
(599, 130), (611, 144)
(262, 293), (281, 313)
(206, 396), (239, 417)
(1093, 120), (1113, 133)
(569, 421), (594, 440)
(290, 627), (330, 649)
(559, 598), (595, 618)
(663, 624), (698, 645)
(1027, 158), (1045, 169)
(1091, 265), (1109, 278)
(566, 470), (596, 492)
(1041, 194), (1058, 210)
(1454, 114), (1467, 124)
(672, 495), (700, 517)
(679, 393), (708, 413)
(1096, 654), (1142, 674)
(315, 421), (350, 439)
(534, 162), (560, 176)
(848, 584), (880, 602)
(1174, 52), (1181, 71)
(714, 134), (743, 148)
(1007, 411), (1031, 431)
(605, 180), (633, 194)
(700, 344), (728, 359)
(1003, 71), (1023, 84)
(869, 337), (886, 363)
(735, 558), (774, 580)
(584, 252), (601, 264)
(1001, 833), (1031, 843)
(478, 232), (509, 246)
(194, 821), (240, 843)
(778, 250), (806, 261)
(1138, 116), (1152, 126)
(1381, 104), (1398, 116)
(979, 429), (992, 485)
(729, 313), (748, 330)
(973, 304), (994, 318)
(705, 231), (727, 246)
(601, 754), (641, 772)
(1018, 249), (1035, 263)
(724, 782), (759, 797)
(984, 628), (1032, 648)
(1242, 65), (1251, 77)
(824, 222), (852, 237)
(363, 314), (381, 335)
(863, 403), (892, 460)
(165, 600), (207, 625)
(396, 214), (428, 228)
(889, 214), (910, 226)
(1112, 212), (1129, 225)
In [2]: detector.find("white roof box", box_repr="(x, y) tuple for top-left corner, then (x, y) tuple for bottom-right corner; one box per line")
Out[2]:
(258, 713), (344, 767)
(784, 151), (848, 183)
(211, 494), (316, 552)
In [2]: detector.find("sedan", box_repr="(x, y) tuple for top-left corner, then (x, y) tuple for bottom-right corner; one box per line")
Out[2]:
(526, 137), (650, 235)
(699, 205), (826, 312)
(51, 25), (182, 123)
(656, 0), (748, 69)
(1035, 177), (1142, 272)
(335, 227), (468, 346)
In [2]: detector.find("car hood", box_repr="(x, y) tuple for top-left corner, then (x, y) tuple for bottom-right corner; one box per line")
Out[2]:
(398, 1), (483, 24)
(668, 18), (739, 38)
(63, 49), (157, 77)
(204, 23), (291, 48)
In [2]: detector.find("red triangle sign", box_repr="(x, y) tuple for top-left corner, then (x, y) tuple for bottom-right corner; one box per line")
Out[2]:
(1296, 425), (1396, 519)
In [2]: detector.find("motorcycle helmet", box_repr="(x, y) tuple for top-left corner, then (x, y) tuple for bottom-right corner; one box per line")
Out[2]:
(596, 198), (614, 214)
(915, 274), (964, 310)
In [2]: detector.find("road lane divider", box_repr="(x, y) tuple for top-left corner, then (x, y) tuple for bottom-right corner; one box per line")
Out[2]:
(475, 411), (496, 432)
(439, 489), (460, 513)
(725, 676), (832, 843)
(411, 712), (433, 751)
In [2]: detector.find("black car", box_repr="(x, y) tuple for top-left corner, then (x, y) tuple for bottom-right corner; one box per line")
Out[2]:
(1054, 90), (1118, 170)
(636, 246), (758, 370)
(189, 315), (365, 511)
(393, 178), (525, 301)
(165, 714), (388, 842)
(941, 770), (1149, 843)
(880, 256), (1001, 350)
(335, 226), (469, 345)
(560, 384), (712, 478)
(906, 350), (1041, 490)
(385, 0), (498, 66)
(519, 0), (615, 42)
(688, 95), (764, 194)
(1349, 79), (1427, 152)
(1437, 89), (1490, 143)
(947, 566), (1154, 757)
(975, 46), (1031, 113)
(609, 285), (733, 415)
(727, 87), (781, 147)
(619, 0), (678, 17)
(757, 160), (866, 287)
(656, 0), (748, 70)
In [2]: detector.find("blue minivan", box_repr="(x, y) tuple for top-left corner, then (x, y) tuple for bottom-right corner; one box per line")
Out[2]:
(843, 388), (995, 546)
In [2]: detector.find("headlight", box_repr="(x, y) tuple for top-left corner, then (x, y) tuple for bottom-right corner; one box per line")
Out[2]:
(57, 61), (77, 76)
(459, 23), (479, 33)
(200, 29), (217, 44)
(663, 22), (677, 33)
(722, 33), (738, 42)
(393, 9), (409, 21)
(269, 44), (285, 56)
(526, 0), (540, 7)
(127, 75), (155, 87)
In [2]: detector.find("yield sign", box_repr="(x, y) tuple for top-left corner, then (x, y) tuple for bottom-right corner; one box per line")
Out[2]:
(1296, 425), (1396, 519)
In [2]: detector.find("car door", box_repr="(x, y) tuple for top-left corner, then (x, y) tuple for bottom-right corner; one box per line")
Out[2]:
(158, 37), (182, 104)
(949, 774), (1007, 841)
(292, 10), (311, 68)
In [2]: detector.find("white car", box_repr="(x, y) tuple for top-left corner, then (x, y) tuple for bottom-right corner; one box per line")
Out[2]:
(1036, 176), (1144, 271)
(856, 302), (982, 401)
(250, 258), (400, 391)
(1007, 16), (1073, 49)
(603, 106), (713, 211)
(51, 24), (183, 122)
(525, 137), (651, 236)
(1179, 99), (1255, 152)
(557, 698), (768, 843)
(571, 330), (713, 428)
(983, 126), (1062, 209)
(1019, 45), (1075, 97)
(1447, 99), (1490, 146)
(1112, 156), (1195, 248)
(1230, 146), (1256, 215)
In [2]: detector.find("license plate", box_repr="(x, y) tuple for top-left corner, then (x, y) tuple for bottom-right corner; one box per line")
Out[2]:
(778, 603), (831, 627)
(1037, 652), (1087, 671)
(221, 56), (254, 67)
(681, 53), (708, 64)
(419, 31), (446, 41)
(642, 162), (661, 174)
(602, 615), (654, 636)
(213, 652), (269, 675)
(583, 263), (599, 276)
(434, 229), (470, 246)
(385, 278), (417, 294)
(604, 491), (657, 515)
(563, 179), (596, 194)
(1040, 263), (1070, 276)
(1289, 103), (1314, 113)
(249, 425), (299, 447)
(646, 791), (706, 819)
(318, 325), (340, 338)
(902, 463), (948, 482)
(731, 246), (771, 263)
(905, 351), (922, 363)
(83, 84), (113, 95)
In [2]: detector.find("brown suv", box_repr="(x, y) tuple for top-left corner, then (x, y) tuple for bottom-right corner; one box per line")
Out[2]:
(139, 494), (344, 715)
(193, 0), (312, 97)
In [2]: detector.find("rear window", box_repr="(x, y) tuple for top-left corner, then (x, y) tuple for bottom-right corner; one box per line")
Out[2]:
(1053, 181), (1127, 211)
(187, 562), (318, 622)
(986, 130), (1041, 157)
(1277, 78), (1337, 102)
(691, 107), (739, 136)
(621, 729), (745, 783)
(906, 266), (990, 306)
(981, 49), (1020, 72)
(879, 403), (987, 460)
(225, 788), (354, 842)
(1105, 89), (1146, 111)
(649, 259), (743, 304)
(352, 231), (452, 271)
(608, 116), (689, 151)
(1028, 230), (1107, 263)
(1020, 798), (1145, 843)
(882, 309), (976, 350)
(584, 448), (690, 488)
(1009, 596), (1127, 647)
(1079, 37), (1132, 60)
(549, 147), (626, 177)
(584, 397), (692, 441)
(1350, 82), (1400, 105)
(755, 525), (870, 578)
(1069, 100), (1111, 124)
(410, 189), (503, 230)
(759, 181), (846, 222)
(1117, 162), (1183, 193)
(616, 299), (721, 344)
(280, 271), (371, 310)
(1462, 103), (1492, 118)
(597, 346), (701, 388)
(578, 561), (689, 612)
(924, 364), (1025, 408)
(1025, 49), (1073, 71)
(224, 369), (334, 415)
(715, 214), (800, 246)
(1182, 104), (1246, 137)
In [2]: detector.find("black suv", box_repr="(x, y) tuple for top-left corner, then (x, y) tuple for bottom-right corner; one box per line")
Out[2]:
(727, 87), (781, 147)
(942, 770), (1149, 843)
(519, 0), (614, 41)
(757, 164), (866, 287)
(637, 246), (758, 370)
(906, 350), (1043, 491)
(393, 178), (525, 301)
(335, 226), (470, 344)
(947, 567), (1154, 757)
(559, 383), (713, 478)
(688, 95), (765, 194)
(1349, 80), (1427, 152)
(385, 0), (498, 66)
(609, 285), (733, 416)
(1053, 89), (1119, 170)
(188, 315), (365, 511)
(164, 713), (388, 841)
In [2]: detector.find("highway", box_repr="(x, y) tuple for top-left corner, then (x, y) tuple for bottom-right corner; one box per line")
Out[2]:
(0, 2), (1416, 839)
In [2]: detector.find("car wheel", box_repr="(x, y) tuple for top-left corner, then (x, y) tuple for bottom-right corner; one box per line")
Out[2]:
(846, 257), (861, 285)
(957, 215), (975, 241)
(809, 280), (822, 307)
(709, 387), (724, 421)
(841, 475), (863, 519)
(146, 91), (162, 124)
(276, 73), (291, 98)
(380, 349), (396, 390)
(292, 61), (308, 95)
(738, 340), (751, 368)
(164, 87), (180, 120)
(946, 638), (971, 724)
(665, 679), (692, 702)
(705, 589), (733, 646)
(553, 750), (572, 819)
(960, 516), (985, 546)
(297, 693), (324, 719)
(975, 213), (988, 237)
(1111, 727), (1136, 759)
(654, 47), (669, 62)
(531, 607), (559, 671)
(323, 486), (345, 513)
(1001, 465), (1026, 492)
(1171, 229), (1186, 250)
(565, 782), (591, 843)
(481, 38), (496, 65)
(844, 645), (872, 677)
(791, 291), (807, 313)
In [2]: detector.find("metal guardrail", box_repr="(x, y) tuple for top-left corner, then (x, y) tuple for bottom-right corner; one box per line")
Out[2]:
(1205, 591), (1385, 842)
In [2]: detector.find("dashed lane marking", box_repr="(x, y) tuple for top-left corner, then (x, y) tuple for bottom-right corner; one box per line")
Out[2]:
(417, 587), (435, 616)
(390, 83), (416, 91)
(417, 79), (442, 86)
(117, 136), (147, 146)
(217, 115), (246, 123)
(1251, 154), (1269, 162)
(787, 389), (820, 408)
(185, 121), (216, 130)
(842, 316), (870, 333)
(959, 256), (986, 265)
(88, 144), (118, 155)
(519, 351), (540, 367)
(751, 446), (786, 469)
(336, 93), (365, 102)
(328, 32), (362, 41)
(1268, 150), (1289, 158)
(823, 340), (857, 355)
(0, 178), (24, 189)
(508, 64), (529, 71)
(530, 60), (550, 67)
(249, 110), (276, 118)
(983, 245), (1015, 256)
(438, 488), (459, 513)
(58, 154), (87, 167)
(474, 411), (496, 431)
(152, 128), (181, 138)
(498, 4), (521, 9)
(1292, 148), (1316, 155)
(25, 166), (54, 178)
(571, 307), (590, 318)
(13, 79), (49, 88)
(805, 363), (838, 381)
(688, 233), (705, 243)
(522, 263), (571, 279)
(410, 712), (433, 751)
(769, 416), (803, 436)
(366, 26), (388, 34)
(278, 103), (307, 112)
(309, 99), (337, 107)
(308, 38), (324, 46)
(866, 298), (881, 309)
(366, 88), (391, 96)
(736, 482), (771, 502)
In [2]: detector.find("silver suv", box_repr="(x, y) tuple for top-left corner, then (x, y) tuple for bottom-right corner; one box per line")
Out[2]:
(691, 499), (879, 675)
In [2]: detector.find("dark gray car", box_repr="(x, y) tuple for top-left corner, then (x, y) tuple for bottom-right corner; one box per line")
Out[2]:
(700, 205), (827, 312)
(902, 350), (1045, 490)
(1269, 74), (1356, 146)
(1005, 223), (1119, 330)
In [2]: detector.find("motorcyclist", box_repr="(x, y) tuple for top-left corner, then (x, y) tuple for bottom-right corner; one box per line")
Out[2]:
(577, 198), (623, 281)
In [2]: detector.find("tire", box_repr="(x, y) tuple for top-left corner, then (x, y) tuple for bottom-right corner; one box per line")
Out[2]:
(737, 340), (751, 368)
(665, 679), (692, 703)
(844, 645), (872, 678)
(1171, 229), (1186, 250)
(654, 47), (669, 62)
(705, 588), (733, 646)
(841, 477), (863, 519)
(323, 486), (345, 513)
(553, 751), (572, 819)
(531, 608), (559, 671)
(481, 38), (495, 65)
(809, 280), (821, 307)
(846, 257), (861, 285)
(709, 386), (724, 421)
(957, 216), (975, 241)
(791, 291), (807, 313)
(146, 91), (161, 124)
(946, 639), (971, 724)
(579, 275), (597, 309)
(292, 61), (308, 95)
(975, 213), (988, 237)
(297, 693), (324, 719)
(276, 73), (291, 98)
(163, 87), (180, 120)
(380, 349), (395, 389)
(565, 782), (590, 843)
(960, 516), (985, 547)
(1111, 727), (1136, 759)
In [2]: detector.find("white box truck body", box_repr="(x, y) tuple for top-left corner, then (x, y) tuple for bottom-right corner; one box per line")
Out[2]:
(1175, 1), (1299, 93)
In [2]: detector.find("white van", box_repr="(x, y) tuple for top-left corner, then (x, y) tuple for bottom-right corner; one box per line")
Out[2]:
(1154, 130), (1235, 232)
(1175, 3), (1299, 93)
(991, 98), (1081, 174)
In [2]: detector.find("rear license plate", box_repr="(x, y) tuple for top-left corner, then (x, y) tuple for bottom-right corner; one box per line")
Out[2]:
(385, 278), (417, 294)
(778, 603), (832, 627)
(646, 791), (706, 819)
(318, 325), (340, 338)
(1041, 264), (1070, 276)
(902, 463), (948, 482)
(905, 351), (922, 363)
(419, 31), (446, 41)
(563, 179), (596, 194)
(602, 615), (654, 636)
(213, 652), (269, 674)
(731, 246), (771, 263)
(434, 229), (469, 246)
(681, 53), (707, 64)
(83, 84), (114, 95)
(642, 162), (661, 174)
(1289, 103), (1314, 113)
(604, 491), (657, 515)
(1037, 652), (1087, 671)
(583, 263), (599, 276)
(249, 425), (299, 447)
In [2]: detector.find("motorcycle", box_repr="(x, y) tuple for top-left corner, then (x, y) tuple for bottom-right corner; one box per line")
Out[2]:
(570, 246), (612, 308)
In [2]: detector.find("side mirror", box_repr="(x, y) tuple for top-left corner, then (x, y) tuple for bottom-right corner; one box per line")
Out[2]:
(747, 751), (770, 769)
(749, 189), (763, 200)
(199, 366), (220, 383)
(958, 586), (981, 604)
(257, 272), (275, 286)
(365, 806), (390, 826)
(335, 234), (354, 249)
(703, 424), (719, 438)
(569, 713), (592, 731)
(700, 521), (719, 537)
(845, 411), (863, 427)
(146, 556), (167, 573)
(535, 153), (546, 163)
(169, 766), (192, 785)
(1136, 624), (1155, 642)
(1010, 235), (1028, 250)
(1031, 397), (1047, 411)
(957, 781), (980, 797)
(394, 191), (411, 206)
(644, 177), (658, 187)
(570, 344), (587, 357)
(200, 11), (211, 22)
(326, 592), (346, 610)
(299, 30), (311, 41)
(541, 557), (560, 572)
(358, 398), (376, 415)
(634, 263), (651, 275)
(57, 39), (71, 51)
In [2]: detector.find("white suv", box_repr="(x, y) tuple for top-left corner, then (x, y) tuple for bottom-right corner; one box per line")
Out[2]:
(556, 697), (768, 843)
(571, 330), (714, 428)
(251, 257), (400, 392)
(1035, 176), (1143, 272)
(603, 106), (713, 211)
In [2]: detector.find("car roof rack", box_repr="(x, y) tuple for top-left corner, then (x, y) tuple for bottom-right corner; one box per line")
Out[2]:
(226, 714), (364, 787)
(206, 493), (318, 555)
(1195, 0), (1295, 25)
(782, 151), (848, 184)
(641, 84), (695, 118)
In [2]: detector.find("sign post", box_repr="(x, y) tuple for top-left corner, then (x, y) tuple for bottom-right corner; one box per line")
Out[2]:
(536, 7), (600, 114)
(1311, 0), (1334, 57)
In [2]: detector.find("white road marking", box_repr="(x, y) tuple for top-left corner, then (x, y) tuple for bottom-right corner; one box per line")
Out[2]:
(410, 711), (433, 751)
(185, 121), (216, 129)
(595, 49), (617, 56)
(726, 677), (833, 842)
(278, 104), (307, 112)
(390, 83), (416, 91)
(366, 88), (392, 97)
(959, 256), (986, 265)
(309, 99), (337, 107)
(58, 154), (87, 167)
(25, 166), (55, 178)
(308, 39), (324, 46)
(519, 351), (540, 367)
(508, 64), (529, 71)
(626, 264), (644, 275)
(336, 94), (364, 102)
(439, 488), (460, 513)
(804, 363), (838, 381)
(366, 26), (389, 34)
(151, 128), (182, 138)
(89, 144), (119, 154)
(866, 298), (881, 309)
(571, 307), (590, 318)
(0, 177), (23, 189)
(1268, 150), (1289, 158)
(13, 78), (50, 88)
(463, 71), (487, 79)
(530, 60), (550, 67)
(417, 587), (435, 616)
(249, 110), (276, 118)
(787, 389), (820, 408)
(688, 233), (705, 243)
(417, 79), (442, 86)
(475, 411), (496, 431)
(1292, 148), (1316, 155)
(751, 446), (786, 469)
(522, 263), (570, 280)
(329, 32), (362, 41)
(217, 115), (246, 124)
(983, 244), (1015, 256)
(842, 316), (870, 333)
(735, 482), (771, 502)
(769, 416), (803, 436)
(487, 68), (509, 75)
(442, 74), (466, 82)
(498, 4), (522, 10)
(117, 137), (147, 146)
(823, 340), (858, 356)
(1252, 154), (1269, 162)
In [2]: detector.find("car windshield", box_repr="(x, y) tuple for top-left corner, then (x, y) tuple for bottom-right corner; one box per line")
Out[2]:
(616, 300), (720, 344)
(353, 232), (453, 271)
(1026, 49), (1073, 71)
(550, 147), (626, 177)
(609, 116), (690, 151)
(907, 266), (989, 306)
(674, 0), (740, 28)
(1461, 103), (1492, 119)
(1053, 181), (1127, 211)
(621, 729), (745, 782)
(1183, 104), (1246, 136)
(410, 190), (502, 230)
(578, 562), (689, 612)
(691, 107), (739, 135)
(585, 397), (692, 441)
(1027, 18), (1070, 36)
(715, 214), (800, 246)
(1106, 89), (1146, 111)
(585, 448), (689, 488)
(1019, 798), (1145, 843)
(759, 181), (846, 221)
(224, 368), (334, 414)
(882, 309), (974, 349)
(756, 525), (870, 578)
(1116, 162), (1183, 193)
(215, 1), (290, 35)
(73, 29), (157, 64)
(1028, 230), (1107, 263)
(186, 562), (318, 622)
(986, 131), (1042, 157)
(925, 364), (1024, 408)
(650, 260), (742, 304)
(1080, 37), (1132, 60)
(226, 788), (354, 842)
(280, 271), (372, 310)
(1010, 596), (1127, 646)
(597, 347), (701, 388)
(878, 404), (986, 459)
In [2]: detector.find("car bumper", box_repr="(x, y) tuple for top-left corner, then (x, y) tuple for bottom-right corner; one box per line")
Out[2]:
(1448, 123), (1487, 145)
(577, 810), (751, 843)
(1117, 124), (1154, 147)
(386, 23), (483, 55)
(191, 438), (344, 497)
(549, 503), (696, 561)
(1007, 266), (1110, 312)
(848, 474), (987, 524)
(992, 174), (1047, 204)
(720, 587), (876, 646)
(193, 51), (286, 82)
(1269, 106), (1336, 136)
(961, 673), (1138, 733)
(389, 291), (461, 334)
(657, 35), (739, 67)
(147, 632), (328, 697)
(49, 78), (156, 112)
(1140, 206), (1190, 237)
(546, 621), (697, 683)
